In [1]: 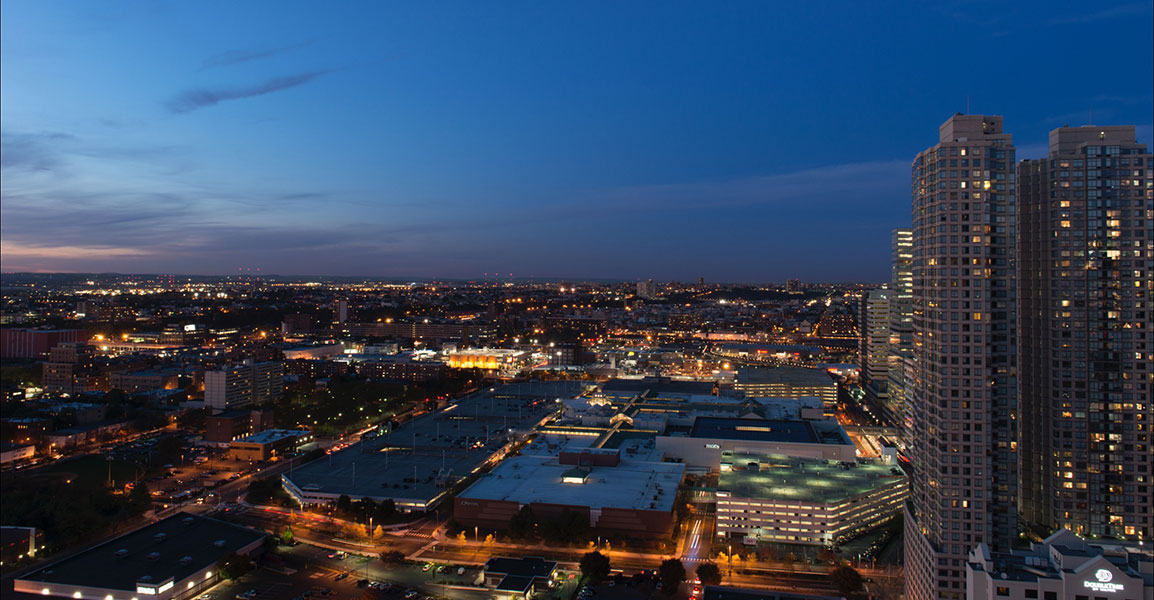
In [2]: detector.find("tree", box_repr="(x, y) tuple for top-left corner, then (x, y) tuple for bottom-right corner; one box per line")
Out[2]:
(695, 562), (721, 586)
(281, 526), (295, 546)
(374, 498), (396, 521)
(658, 559), (686, 596)
(128, 482), (152, 514)
(379, 550), (407, 564)
(829, 565), (864, 598)
(580, 551), (611, 582)
(217, 552), (254, 580)
(509, 505), (539, 539)
(336, 494), (353, 514)
(357, 497), (377, 522)
(456, 531), (467, 542)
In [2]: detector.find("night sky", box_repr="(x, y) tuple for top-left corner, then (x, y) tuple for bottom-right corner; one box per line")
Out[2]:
(2, 1), (1151, 282)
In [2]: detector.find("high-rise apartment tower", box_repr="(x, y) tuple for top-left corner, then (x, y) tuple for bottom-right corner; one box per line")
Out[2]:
(887, 228), (914, 429)
(905, 114), (1018, 600)
(1017, 125), (1152, 542)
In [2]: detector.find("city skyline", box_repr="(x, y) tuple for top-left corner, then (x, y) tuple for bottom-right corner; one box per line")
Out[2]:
(3, 1), (1152, 281)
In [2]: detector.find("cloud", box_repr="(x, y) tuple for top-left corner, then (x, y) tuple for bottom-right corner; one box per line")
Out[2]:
(1045, 3), (1151, 26)
(0, 131), (77, 173)
(588, 160), (910, 213)
(166, 70), (332, 113)
(200, 40), (316, 69)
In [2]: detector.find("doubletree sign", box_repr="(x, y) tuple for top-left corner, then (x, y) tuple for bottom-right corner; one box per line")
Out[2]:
(1083, 568), (1124, 594)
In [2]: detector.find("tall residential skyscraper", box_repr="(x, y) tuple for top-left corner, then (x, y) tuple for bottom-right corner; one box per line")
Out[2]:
(887, 228), (914, 429)
(905, 114), (1018, 600)
(1017, 126), (1152, 542)
(859, 289), (892, 402)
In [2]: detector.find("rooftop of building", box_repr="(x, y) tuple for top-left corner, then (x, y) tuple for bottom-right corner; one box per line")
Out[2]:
(968, 529), (1154, 586)
(234, 429), (310, 445)
(15, 513), (265, 592)
(459, 454), (684, 512)
(734, 367), (835, 387)
(600, 377), (722, 397)
(690, 417), (851, 446)
(485, 556), (557, 579)
(284, 383), (574, 505)
(717, 453), (905, 503)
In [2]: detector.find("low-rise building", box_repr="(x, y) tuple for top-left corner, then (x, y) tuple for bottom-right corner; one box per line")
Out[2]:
(482, 556), (559, 600)
(454, 447), (685, 540)
(204, 409), (275, 444)
(966, 529), (1153, 600)
(110, 369), (182, 393)
(715, 452), (906, 546)
(1, 442), (36, 465)
(228, 429), (312, 461)
(13, 513), (266, 600)
(656, 417), (857, 471)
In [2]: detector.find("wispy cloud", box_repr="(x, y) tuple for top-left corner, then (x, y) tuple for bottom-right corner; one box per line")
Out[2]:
(0, 131), (77, 173)
(201, 40), (316, 69)
(588, 160), (909, 213)
(166, 70), (333, 113)
(1046, 3), (1151, 26)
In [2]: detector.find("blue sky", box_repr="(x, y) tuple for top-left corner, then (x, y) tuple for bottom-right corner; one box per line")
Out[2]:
(2, 1), (1151, 282)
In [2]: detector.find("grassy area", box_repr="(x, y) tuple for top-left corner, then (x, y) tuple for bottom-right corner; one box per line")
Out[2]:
(35, 454), (146, 488)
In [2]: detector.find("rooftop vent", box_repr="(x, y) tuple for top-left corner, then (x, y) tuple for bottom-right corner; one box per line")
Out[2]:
(154, 533), (168, 542)
(114, 549), (128, 558)
(179, 556), (193, 565)
(147, 552), (161, 561)
(182, 517), (195, 525)
(213, 539), (226, 547)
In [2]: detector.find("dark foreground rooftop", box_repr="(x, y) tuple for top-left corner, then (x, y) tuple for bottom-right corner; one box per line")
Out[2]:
(17, 512), (265, 592)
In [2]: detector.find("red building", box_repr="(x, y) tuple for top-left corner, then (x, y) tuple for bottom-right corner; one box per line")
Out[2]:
(0, 329), (82, 359)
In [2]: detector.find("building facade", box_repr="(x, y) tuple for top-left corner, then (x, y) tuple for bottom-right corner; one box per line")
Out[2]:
(204, 360), (283, 410)
(887, 228), (915, 430)
(965, 529), (1153, 600)
(905, 114), (1019, 600)
(859, 289), (892, 402)
(1016, 126), (1153, 541)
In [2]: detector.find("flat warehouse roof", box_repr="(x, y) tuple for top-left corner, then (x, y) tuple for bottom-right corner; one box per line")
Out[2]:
(459, 455), (684, 512)
(735, 367), (834, 387)
(690, 417), (819, 444)
(16, 513), (264, 592)
(285, 383), (571, 505)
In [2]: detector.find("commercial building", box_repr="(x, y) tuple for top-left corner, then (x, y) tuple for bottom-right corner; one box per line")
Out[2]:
(346, 321), (485, 343)
(47, 420), (130, 449)
(886, 228), (915, 430)
(281, 343), (344, 360)
(228, 429), (312, 461)
(0, 328), (81, 359)
(715, 452), (906, 546)
(733, 368), (837, 408)
(482, 557), (559, 600)
(109, 369), (181, 393)
(204, 360), (283, 410)
(905, 114), (1019, 600)
(655, 417), (857, 470)
(444, 348), (532, 374)
(282, 382), (579, 512)
(454, 446), (684, 540)
(1, 442), (35, 465)
(13, 512), (266, 600)
(965, 529), (1153, 600)
(356, 355), (449, 382)
(858, 289), (891, 402)
(41, 342), (96, 394)
(1016, 125), (1153, 542)
(204, 409), (276, 443)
